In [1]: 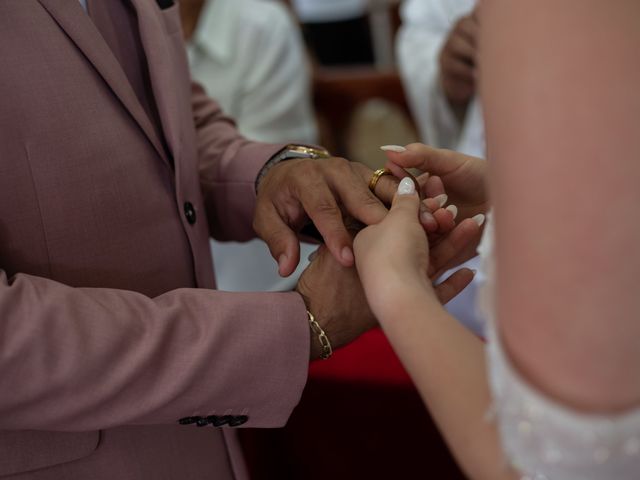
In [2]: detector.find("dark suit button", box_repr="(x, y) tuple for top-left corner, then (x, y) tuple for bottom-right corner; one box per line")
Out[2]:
(207, 415), (232, 427)
(184, 202), (196, 225)
(178, 416), (201, 425)
(156, 0), (174, 9)
(196, 417), (209, 427)
(228, 415), (249, 427)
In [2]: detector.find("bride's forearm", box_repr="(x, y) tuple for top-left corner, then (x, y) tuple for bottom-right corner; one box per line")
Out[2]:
(379, 292), (516, 480)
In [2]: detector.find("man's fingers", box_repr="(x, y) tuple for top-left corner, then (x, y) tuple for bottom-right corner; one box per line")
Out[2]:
(429, 217), (482, 278)
(336, 161), (390, 223)
(456, 15), (479, 47)
(423, 175), (446, 198)
(442, 54), (475, 81)
(434, 268), (475, 305)
(371, 172), (399, 205)
(253, 203), (301, 277)
(449, 33), (476, 64)
(298, 180), (357, 266)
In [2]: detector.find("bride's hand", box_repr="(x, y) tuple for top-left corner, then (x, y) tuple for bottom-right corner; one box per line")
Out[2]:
(354, 178), (479, 323)
(383, 143), (489, 222)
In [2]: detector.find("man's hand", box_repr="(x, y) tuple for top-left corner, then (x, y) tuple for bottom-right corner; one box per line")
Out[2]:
(296, 243), (377, 360)
(254, 157), (398, 277)
(439, 9), (479, 120)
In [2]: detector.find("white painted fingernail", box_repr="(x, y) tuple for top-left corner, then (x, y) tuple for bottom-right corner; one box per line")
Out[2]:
(380, 145), (407, 153)
(434, 194), (448, 208)
(397, 177), (416, 195)
(472, 214), (486, 226)
(446, 205), (458, 219)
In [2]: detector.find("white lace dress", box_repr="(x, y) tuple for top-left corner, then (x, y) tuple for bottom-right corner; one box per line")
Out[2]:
(476, 214), (640, 480)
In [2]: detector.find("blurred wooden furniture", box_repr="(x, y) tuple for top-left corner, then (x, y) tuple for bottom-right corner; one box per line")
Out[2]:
(313, 66), (415, 157)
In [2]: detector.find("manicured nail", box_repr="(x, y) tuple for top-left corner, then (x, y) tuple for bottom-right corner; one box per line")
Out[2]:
(397, 177), (416, 195)
(380, 145), (407, 153)
(472, 214), (486, 226)
(434, 194), (448, 208)
(341, 246), (354, 264)
(446, 205), (458, 219)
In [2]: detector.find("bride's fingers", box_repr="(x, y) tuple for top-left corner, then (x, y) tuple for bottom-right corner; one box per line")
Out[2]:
(434, 268), (475, 305)
(428, 217), (482, 279)
(423, 175), (445, 199)
(384, 143), (466, 176)
(385, 159), (414, 180)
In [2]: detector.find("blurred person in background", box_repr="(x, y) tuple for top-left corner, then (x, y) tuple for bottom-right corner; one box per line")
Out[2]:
(180, 0), (318, 291)
(291, 0), (375, 66)
(181, 0), (317, 145)
(396, 0), (483, 335)
(397, 0), (483, 158)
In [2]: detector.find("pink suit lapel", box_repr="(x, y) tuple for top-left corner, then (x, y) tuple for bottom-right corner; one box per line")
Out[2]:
(36, 0), (172, 166)
(130, 0), (183, 165)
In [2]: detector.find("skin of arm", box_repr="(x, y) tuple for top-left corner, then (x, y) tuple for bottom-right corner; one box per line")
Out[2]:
(481, 0), (640, 412)
(354, 184), (516, 480)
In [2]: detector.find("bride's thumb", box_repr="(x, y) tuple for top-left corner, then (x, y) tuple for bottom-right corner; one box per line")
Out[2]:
(390, 177), (420, 217)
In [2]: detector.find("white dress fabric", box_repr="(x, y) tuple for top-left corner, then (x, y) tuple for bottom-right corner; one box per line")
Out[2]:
(477, 215), (640, 479)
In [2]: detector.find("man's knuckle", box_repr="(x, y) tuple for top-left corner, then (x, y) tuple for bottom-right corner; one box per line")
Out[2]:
(313, 201), (341, 218)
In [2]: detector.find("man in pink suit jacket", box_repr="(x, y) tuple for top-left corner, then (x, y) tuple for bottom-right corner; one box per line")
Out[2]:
(0, 0), (394, 478)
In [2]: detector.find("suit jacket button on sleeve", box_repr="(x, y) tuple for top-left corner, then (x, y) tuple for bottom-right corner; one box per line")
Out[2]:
(156, 0), (174, 9)
(229, 415), (249, 427)
(208, 415), (232, 427)
(183, 201), (197, 225)
(195, 417), (210, 427)
(178, 416), (201, 425)
(206, 415), (218, 425)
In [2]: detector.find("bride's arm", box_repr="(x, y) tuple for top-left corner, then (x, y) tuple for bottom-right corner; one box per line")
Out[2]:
(380, 292), (517, 480)
(354, 187), (517, 480)
(481, 0), (640, 412)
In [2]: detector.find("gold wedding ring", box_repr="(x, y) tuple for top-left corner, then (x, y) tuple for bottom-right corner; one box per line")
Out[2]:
(368, 168), (393, 193)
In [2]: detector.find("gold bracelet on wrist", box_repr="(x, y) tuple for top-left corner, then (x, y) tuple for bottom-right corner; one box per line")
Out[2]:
(307, 310), (333, 360)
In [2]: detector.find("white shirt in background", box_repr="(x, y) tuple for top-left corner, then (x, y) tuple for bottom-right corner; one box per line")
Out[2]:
(397, 0), (484, 158)
(187, 0), (317, 145)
